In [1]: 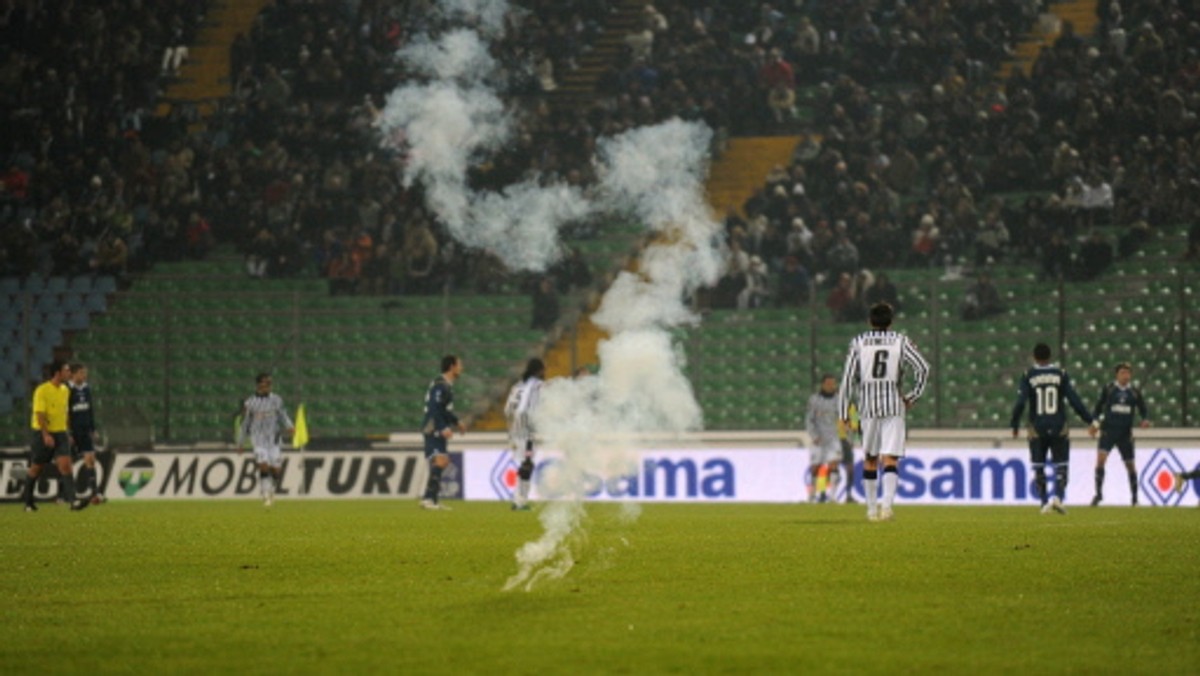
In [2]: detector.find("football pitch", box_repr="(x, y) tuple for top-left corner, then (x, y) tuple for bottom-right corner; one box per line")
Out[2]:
(2, 501), (1196, 674)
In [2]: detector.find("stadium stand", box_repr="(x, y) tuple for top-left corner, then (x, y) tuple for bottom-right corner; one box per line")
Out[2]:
(3, 0), (1200, 445)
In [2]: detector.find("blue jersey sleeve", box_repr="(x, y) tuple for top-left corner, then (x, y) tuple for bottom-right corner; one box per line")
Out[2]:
(1092, 385), (1108, 421)
(1010, 372), (1031, 431)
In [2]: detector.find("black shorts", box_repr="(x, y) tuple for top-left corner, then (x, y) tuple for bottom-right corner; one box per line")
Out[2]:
(30, 431), (71, 465)
(1029, 435), (1069, 465)
(423, 434), (447, 459)
(1098, 432), (1134, 461)
(72, 428), (95, 454)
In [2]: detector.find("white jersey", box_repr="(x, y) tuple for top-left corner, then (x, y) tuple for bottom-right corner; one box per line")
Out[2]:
(239, 393), (293, 450)
(504, 376), (542, 449)
(838, 330), (929, 420)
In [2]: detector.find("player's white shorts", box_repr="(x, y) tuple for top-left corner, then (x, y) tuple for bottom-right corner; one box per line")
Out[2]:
(810, 441), (841, 465)
(254, 445), (282, 467)
(860, 416), (906, 458)
(510, 434), (533, 460)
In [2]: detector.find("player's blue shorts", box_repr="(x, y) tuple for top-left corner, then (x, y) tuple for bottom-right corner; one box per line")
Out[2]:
(423, 433), (447, 459)
(71, 427), (95, 454)
(1028, 434), (1069, 465)
(1098, 431), (1134, 461)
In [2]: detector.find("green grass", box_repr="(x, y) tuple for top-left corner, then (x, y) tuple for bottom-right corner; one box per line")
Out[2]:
(2, 502), (1197, 674)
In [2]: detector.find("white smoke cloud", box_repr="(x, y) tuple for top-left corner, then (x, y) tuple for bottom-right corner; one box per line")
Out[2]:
(379, 0), (726, 590)
(435, 0), (510, 38)
(376, 2), (592, 272)
(467, 180), (593, 272)
(399, 29), (497, 83)
(504, 124), (722, 592)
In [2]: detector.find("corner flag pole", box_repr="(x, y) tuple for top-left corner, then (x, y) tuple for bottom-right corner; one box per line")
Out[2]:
(294, 404), (310, 496)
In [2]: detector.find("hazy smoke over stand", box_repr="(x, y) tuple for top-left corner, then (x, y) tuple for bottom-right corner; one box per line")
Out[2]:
(376, 3), (590, 272)
(376, 0), (724, 590)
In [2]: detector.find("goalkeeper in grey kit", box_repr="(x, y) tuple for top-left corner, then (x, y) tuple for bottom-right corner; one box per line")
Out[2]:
(505, 358), (544, 510)
(805, 375), (842, 503)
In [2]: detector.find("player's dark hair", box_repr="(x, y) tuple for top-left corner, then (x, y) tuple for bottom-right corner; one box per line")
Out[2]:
(821, 373), (835, 382)
(868, 302), (893, 329)
(1033, 343), (1052, 361)
(522, 358), (546, 381)
(441, 355), (459, 373)
(1114, 362), (1132, 373)
(68, 361), (85, 372)
(255, 372), (271, 384)
(47, 360), (68, 378)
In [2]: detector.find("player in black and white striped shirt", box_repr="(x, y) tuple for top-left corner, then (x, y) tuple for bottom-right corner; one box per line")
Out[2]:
(838, 303), (930, 521)
(237, 373), (294, 507)
(504, 358), (544, 511)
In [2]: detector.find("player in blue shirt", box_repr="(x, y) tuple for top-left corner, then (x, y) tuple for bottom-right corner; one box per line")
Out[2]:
(1089, 363), (1150, 507)
(1010, 343), (1096, 514)
(68, 363), (102, 503)
(420, 355), (465, 510)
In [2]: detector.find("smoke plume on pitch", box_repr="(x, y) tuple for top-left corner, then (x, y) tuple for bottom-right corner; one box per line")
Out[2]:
(377, 1), (725, 590)
(504, 122), (722, 591)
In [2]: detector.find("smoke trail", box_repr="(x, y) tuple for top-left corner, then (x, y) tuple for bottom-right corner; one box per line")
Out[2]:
(376, 2), (590, 272)
(435, 0), (510, 37)
(504, 122), (723, 591)
(377, 0), (725, 590)
(399, 29), (497, 83)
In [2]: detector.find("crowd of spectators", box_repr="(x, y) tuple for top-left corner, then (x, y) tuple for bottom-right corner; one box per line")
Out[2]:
(5, 0), (1199, 327)
(692, 0), (1200, 319)
(2, 0), (605, 303)
(0, 0), (211, 281)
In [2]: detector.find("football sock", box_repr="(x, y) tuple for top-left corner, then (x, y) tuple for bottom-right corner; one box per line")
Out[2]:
(828, 468), (841, 499)
(260, 470), (271, 497)
(863, 468), (878, 513)
(60, 472), (77, 503)
(1054, 464), (1069, 500)
(85, 466), (98, 496)
(21, 472), (36, 506)
(424, 465), (444, 502)
(815, 464), (829, 497)
(517, 479), (530, 505)
(1126, 469), (1137, 500)
(1033, 463), (1047, 504)
(1093, 467), (1105, 499)
(882, 465), (899, 509)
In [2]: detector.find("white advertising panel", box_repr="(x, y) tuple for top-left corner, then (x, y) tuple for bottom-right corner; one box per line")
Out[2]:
(464, 447), (1200, 506)
(0, 451), (437, 500)
(464, 448), (811, 503)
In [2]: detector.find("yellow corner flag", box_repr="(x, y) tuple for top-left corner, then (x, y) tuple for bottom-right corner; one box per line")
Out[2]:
(293, 404), (309, 449)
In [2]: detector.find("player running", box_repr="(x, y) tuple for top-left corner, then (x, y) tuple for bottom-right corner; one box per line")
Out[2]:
(1010, 343), (1095, 515)
(838, 302), (929, 521)
(420, 355), (465, 511)
(237, 373), (294, 507)
(504, 358), (544, 511)
(1089, 363), (1150, 507)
